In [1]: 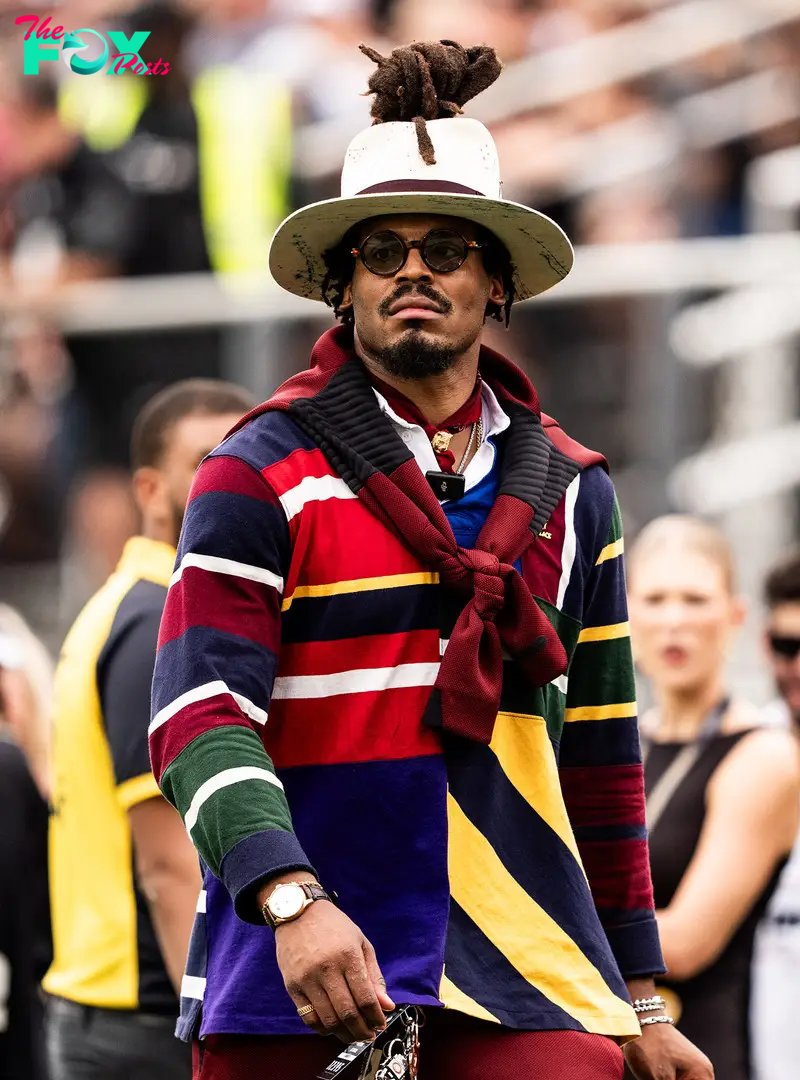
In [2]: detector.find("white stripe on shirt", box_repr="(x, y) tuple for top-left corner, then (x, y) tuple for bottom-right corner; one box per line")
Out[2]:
(170, 552), (283, 594)
(557, 475), (581, 609)
(180, 975), (206, 1001)
(279, 474), (357, 521)
(272, 662), (440, 700)
(149, 680), (268, 735)
(184, 767), (284, 834)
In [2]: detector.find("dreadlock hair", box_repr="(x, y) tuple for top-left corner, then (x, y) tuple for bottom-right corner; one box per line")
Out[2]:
(359, 40), (503, 165)
(319, 40), (515, 326)
(320, 224), (517, 328)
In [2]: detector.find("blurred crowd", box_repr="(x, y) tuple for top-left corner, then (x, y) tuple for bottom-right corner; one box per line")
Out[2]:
(2, 1), (800, 1077)
(0, 0), (799, 639)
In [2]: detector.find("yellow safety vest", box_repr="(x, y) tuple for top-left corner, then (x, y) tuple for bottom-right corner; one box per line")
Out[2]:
(44, 538), (175, 1008)
(58, 69), (292, 275)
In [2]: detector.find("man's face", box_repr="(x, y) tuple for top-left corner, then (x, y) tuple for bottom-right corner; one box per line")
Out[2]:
(341, 213), (506, 379)
(157, 412), (243, 541)
(766, 601), (800, 722)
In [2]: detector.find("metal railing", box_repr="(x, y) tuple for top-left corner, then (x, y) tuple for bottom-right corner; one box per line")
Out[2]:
(5, 233), (800, 337)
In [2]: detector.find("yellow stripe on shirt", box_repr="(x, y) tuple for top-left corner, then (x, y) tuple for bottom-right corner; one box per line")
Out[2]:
(439, 971), (501, 1024)
(577, 621), (630, 644)
(446, 795), (640, 1038)
(281, 571), (438, 611)
(489, 712), (583, 867)
(117, 772), (162, 811)
(595, 538), (624, 565)
(564, 702), (638, 723)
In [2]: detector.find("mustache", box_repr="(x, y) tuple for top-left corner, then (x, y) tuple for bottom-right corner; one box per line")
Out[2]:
(377, 282), (453, 319)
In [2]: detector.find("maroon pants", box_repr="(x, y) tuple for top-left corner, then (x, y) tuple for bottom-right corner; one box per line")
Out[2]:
(193, 1012), (625, 1080)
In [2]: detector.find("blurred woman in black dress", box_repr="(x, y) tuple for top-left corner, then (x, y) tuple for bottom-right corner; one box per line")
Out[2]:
(627, 516), (800, 1080)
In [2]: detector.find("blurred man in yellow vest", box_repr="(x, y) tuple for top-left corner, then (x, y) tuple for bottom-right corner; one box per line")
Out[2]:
(50, 2), (292, 484)
(45, 379), (255, 1080)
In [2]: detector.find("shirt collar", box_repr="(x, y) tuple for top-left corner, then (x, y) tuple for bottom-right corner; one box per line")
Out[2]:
(117, 536), (177, 586)
(373, 380), (510, 438)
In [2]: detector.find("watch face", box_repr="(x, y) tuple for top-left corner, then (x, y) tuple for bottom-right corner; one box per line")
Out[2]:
(269, 884), (305, 920)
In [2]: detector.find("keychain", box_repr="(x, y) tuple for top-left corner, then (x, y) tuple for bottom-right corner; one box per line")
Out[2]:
(317, 1007), (421, 1080)
(374, 1008), (420, 1080)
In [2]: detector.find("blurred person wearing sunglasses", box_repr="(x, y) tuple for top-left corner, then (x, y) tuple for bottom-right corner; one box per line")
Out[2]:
(150, 40), (711, 1080)
(45, 380), (255, 1080)
(627, 516), (800, 1080)
(750, 550), (800, 1080)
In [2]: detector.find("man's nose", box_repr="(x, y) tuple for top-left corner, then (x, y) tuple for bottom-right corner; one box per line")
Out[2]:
(395, 246), (433, 283)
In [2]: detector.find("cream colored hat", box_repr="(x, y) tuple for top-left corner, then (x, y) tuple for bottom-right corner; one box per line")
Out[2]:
(268, 116), (574, 304)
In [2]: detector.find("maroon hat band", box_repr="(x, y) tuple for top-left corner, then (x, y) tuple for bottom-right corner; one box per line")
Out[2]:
(356, 179), (487, 197)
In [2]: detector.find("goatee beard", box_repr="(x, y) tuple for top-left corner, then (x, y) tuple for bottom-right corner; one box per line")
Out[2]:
(376, 331), (459, 380)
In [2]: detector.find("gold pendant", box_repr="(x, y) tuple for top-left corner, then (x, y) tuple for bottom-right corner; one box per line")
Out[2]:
(431, 431), (453, 453)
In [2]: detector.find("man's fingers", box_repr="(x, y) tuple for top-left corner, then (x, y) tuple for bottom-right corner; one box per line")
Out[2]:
(320, 969), (376, 1042)
(344, 954), (386, 1034)
(290, 985), (339, 1038)
(363, 939), (395, 1011)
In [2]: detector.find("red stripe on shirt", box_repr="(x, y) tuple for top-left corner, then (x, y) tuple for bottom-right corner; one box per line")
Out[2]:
(279, 630), (438, 677)
(189, 453), (281, 505)
(261, 446), (336, 497)
(284, 499), (427, 595)
(159, 568), (282, 652)
(150, 697), (254, 784)
(266, 688), (442, 769)
(559, 764), (645, 828)
(578, 838), (655, 911)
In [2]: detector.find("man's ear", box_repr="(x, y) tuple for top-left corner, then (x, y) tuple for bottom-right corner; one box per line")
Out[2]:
(131, 466), (160, 517)
(488, 273), (506, 307)
(340, 281), (354, 311)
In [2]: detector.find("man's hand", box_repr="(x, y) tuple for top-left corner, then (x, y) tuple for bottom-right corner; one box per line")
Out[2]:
(273, 897), (395, 1043)
(625, 1023), (714, 1079)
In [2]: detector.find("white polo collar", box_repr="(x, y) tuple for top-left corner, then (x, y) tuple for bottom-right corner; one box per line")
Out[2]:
(372, 379), (510, 495)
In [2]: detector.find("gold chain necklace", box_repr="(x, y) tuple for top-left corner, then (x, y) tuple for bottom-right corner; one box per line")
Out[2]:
(455, 417), (482, 475)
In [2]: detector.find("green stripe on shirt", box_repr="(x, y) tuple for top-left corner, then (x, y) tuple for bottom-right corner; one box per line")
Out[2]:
(160, 726), (294, 876)
(566, 636), (637, 711)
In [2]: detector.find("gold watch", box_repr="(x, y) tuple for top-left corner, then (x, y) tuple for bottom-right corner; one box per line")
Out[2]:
(261, 881), (331, 930)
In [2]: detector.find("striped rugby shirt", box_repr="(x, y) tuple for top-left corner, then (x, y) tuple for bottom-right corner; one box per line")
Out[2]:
(150, 377), (663, 1041)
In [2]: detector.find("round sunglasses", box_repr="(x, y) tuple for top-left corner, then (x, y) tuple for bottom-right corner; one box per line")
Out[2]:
(350, 229), (488, 277)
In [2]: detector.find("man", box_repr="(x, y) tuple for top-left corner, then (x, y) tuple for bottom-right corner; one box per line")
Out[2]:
(46, 380), (255, 1080)
(150, 40), (712, 1080)
(751, 550), (800, 1080)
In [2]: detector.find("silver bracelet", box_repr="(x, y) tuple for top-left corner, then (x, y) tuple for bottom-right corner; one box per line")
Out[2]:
(639, 1015), (675, 1027)
(633, 996), (667, 1014)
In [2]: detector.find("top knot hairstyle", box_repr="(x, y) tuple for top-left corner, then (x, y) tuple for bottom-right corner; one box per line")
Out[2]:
(359, 40), (503, 165)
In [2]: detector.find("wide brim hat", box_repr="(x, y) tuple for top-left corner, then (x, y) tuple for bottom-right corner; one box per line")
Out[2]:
(269, 117), (574, 304)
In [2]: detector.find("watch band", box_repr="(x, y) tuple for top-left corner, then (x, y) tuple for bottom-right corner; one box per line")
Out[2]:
(302, 883), (330, 904)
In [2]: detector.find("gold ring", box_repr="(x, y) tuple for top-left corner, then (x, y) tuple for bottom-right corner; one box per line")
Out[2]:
(297, 1004), (316, 1018)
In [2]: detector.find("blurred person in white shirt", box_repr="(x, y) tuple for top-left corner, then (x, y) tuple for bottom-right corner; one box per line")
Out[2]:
(0, 604), (54, 802)
(751, 549), (800, 1080)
